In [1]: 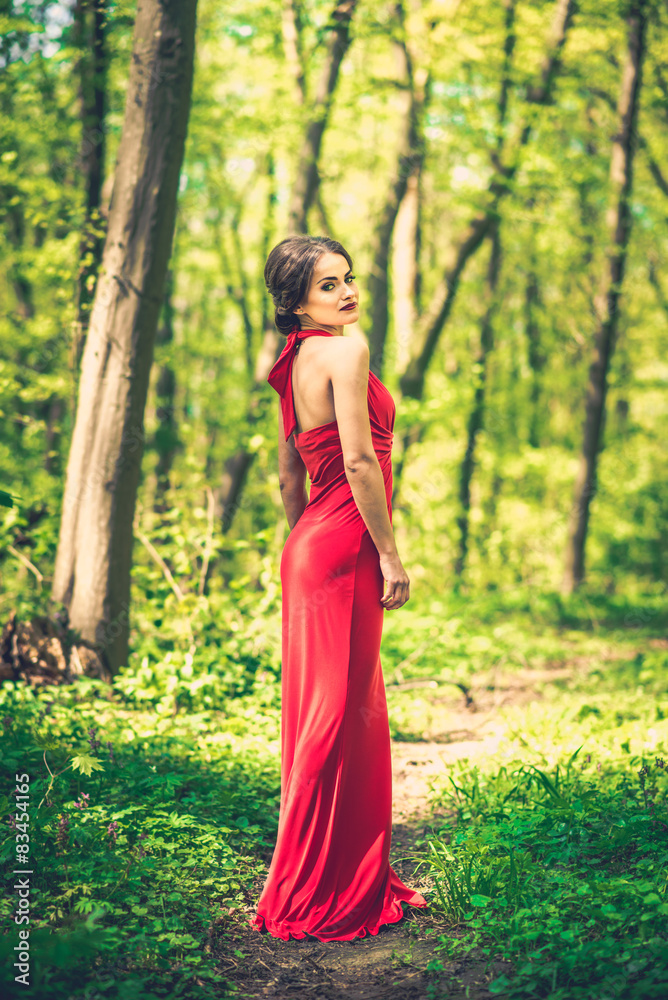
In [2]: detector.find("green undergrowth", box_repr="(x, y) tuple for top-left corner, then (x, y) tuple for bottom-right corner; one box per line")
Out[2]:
(1, 587), (667, 998)
(0, 680), (281, 1000)
(415, 647), (668, 999)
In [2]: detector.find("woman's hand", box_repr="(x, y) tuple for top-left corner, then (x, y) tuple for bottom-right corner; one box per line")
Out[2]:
(379, 553), (410, 610)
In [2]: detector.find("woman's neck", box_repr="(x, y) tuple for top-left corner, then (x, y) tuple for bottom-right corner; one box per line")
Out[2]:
(296, 316), (344, 336)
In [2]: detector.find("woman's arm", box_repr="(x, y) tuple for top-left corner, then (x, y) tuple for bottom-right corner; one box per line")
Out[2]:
(329, 338), (409, 610)
(277, 404), (308, 530)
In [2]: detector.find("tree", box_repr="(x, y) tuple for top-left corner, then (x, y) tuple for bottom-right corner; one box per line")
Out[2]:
(288, 0), (359, 234)
(74, 0), (109, 359)
(562, 0), (649, 593)
(43, 1), (110, 477)
(366, 0), (428, 379)
(398, 0), (577, 402)
(52, 0), (199, 676)
(454, 222), (503, 582)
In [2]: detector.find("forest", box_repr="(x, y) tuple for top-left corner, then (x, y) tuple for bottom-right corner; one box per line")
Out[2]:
(1, 0), (667, 997)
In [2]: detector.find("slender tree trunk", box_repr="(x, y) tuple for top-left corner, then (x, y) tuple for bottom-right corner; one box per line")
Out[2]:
(230, 211), (255, 377)
(393, 0), (574, 514)
(209, 162), (257, 380)
(399, 0), (575, 401)
(204, 152), (283, 546)
(44, 397), (65, 475)
(282, 0), (306, 103)
(562, 0), (648, 594)
(454, 223), (502, 582)
(212, 211), (254, 378)
(393, 166), (420, 373)
(523, 210), (546, 449)
(6, 204), (34, 320)
(260, 151), (278, 339)
(288, 0), (359, 234)
(202, 356), (281, 592)
(392, 51), (430, 374)
(74, 0), (108, 367)
(40, 2), (109, 479)
(367, 1), (427, 378)
(52, 0), (198, 676)
(153, 267), (180, 512)
(213, 344), (283, 540)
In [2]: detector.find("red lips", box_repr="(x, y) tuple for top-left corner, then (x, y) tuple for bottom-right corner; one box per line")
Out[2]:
(340, 302), (358, 311)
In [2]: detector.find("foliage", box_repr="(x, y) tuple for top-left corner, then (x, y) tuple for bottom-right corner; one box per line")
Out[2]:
(0, 677), (280, 999)
(416, 642), (668, 999)
(3, 587), (667, 996)
(2, 0), (668, 994)
(1, 0), (667, 600)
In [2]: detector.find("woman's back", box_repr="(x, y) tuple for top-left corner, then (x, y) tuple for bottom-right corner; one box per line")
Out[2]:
(291, 332), (343, 436)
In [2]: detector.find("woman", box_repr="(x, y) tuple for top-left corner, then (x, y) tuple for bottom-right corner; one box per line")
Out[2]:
(251, 234), (427, 942)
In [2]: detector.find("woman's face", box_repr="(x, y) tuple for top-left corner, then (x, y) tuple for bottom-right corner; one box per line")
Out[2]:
(294, 252), (359, 330)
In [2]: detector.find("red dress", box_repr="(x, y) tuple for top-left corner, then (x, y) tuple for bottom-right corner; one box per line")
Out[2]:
(250, 326), (427, 942)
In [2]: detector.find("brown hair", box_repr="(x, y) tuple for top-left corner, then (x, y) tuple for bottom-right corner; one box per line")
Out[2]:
(264, 235), (354, 335)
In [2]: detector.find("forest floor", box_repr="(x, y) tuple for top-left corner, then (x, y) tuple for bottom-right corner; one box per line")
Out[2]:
(209, 678), (536, 1000)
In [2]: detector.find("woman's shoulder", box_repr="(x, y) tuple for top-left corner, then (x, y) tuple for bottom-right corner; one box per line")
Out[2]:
(324, 333), (369, 362)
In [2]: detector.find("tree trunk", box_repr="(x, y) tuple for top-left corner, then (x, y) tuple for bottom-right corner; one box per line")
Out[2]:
(367, 1), (427, 379)
(562, 0), (648, 594)
(259, 151), (278, 338)
(6, 203), (35, 320)
(213, 340), (283, 540)
(392, 165), (420, 373)
(392, 33), (430, 376)
(287, 0), (359, 235)
(230, 209), (255, 377)
(44, 396), (65, 476)
(523, 210), (546, 449)
(282, 0), (307, 104)
(454, 223), (502, 582)
(52, 0), (198, 676)
(399, 0), (575, 401)
(206, 151), (282, 547)
(153, 267), (180, 512)
(74, 0), (108, 366)
(201, 342), (283, 592)
(211, 166), (257, 380)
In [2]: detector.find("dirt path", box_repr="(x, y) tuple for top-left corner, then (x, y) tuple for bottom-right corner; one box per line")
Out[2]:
(212, 730), (510, 999)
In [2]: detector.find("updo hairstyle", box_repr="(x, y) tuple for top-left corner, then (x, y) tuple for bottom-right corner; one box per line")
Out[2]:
(264, 235), (354, 335)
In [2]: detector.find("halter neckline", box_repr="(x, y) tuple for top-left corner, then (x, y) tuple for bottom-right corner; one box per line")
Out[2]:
(267, 325), (336, 440)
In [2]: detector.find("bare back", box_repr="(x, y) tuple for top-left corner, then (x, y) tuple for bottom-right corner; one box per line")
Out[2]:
(291, 336), (340, 435)
(287, 332), (374, 470)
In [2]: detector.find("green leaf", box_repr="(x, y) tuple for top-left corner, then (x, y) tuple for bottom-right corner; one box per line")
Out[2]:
(489, 975), (511, 993)
(0, 489), (19, 507)
(71, 754), (105, 776)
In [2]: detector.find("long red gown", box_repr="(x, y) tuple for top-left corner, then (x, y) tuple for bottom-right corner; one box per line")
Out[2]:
(250, 325), (427, 942)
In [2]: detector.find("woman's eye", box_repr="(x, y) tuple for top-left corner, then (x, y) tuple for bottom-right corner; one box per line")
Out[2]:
(322, 275), (355, 291)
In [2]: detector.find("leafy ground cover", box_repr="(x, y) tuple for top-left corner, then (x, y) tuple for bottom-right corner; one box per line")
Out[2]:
(1, 586), (667, 999)
(415, 639), (668, 999)
(0, 679), (281, 1000)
